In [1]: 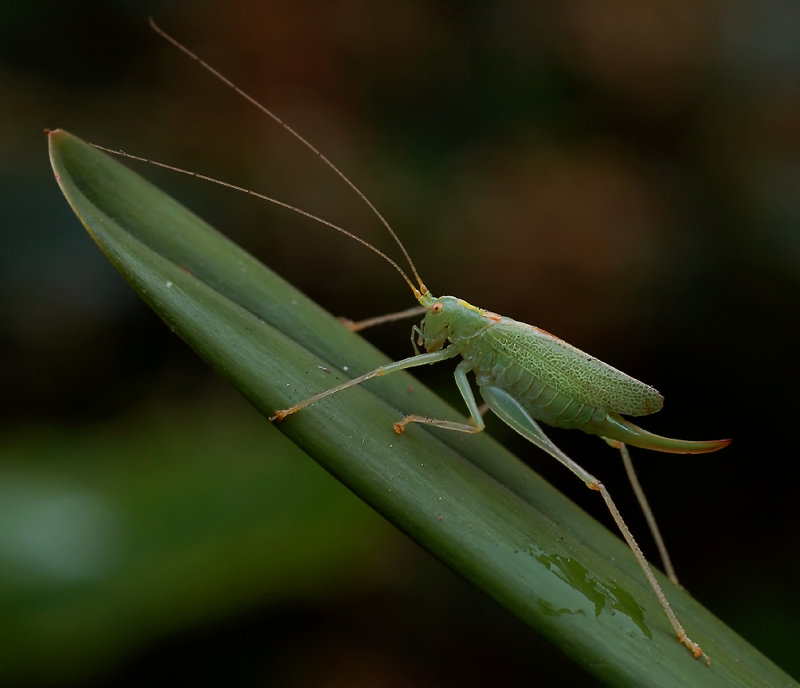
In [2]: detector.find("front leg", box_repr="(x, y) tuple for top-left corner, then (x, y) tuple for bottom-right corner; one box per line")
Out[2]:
(271, 346), (460, 421)
(339, 305), (426, 332)
(394, 360), (484, 435)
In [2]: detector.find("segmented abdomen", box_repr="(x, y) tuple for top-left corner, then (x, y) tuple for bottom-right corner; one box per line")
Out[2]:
(476, 353), (608, 430)
(457, 316), (663, 430)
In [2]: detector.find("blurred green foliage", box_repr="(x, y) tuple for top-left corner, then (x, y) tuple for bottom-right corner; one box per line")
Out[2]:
(0, 401), (395, 683)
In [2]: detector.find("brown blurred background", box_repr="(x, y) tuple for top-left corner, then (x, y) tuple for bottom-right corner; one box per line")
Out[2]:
(1, 0), (798, 685)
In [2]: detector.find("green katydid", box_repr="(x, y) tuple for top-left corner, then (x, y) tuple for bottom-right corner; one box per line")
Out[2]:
(128, 19), (733, 665)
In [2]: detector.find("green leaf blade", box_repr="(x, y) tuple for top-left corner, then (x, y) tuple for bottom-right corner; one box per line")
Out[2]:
(48, 129), (796, 688)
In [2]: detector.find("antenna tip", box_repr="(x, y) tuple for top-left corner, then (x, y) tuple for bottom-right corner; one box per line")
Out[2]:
(148, 16), (164, 34)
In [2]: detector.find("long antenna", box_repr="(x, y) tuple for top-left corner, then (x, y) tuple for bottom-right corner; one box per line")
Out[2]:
(90, 143), (421, 297)
(148, 17), (427, 295)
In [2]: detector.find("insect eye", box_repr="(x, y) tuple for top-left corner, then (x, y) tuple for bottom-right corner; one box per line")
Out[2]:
(431, 302), (444, 314)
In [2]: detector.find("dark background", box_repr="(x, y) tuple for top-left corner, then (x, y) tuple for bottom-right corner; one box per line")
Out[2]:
(2, 1), (798, 685)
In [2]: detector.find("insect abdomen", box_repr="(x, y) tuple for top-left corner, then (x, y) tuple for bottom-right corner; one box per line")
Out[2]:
(463, 317), (663, 420)
(474, 353), (606, 430)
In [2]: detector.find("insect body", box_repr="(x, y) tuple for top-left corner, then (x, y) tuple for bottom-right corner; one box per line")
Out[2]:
(414, 294), (726, 454)
(275, 289), (727, 458)
(143, 19), (731, 665)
